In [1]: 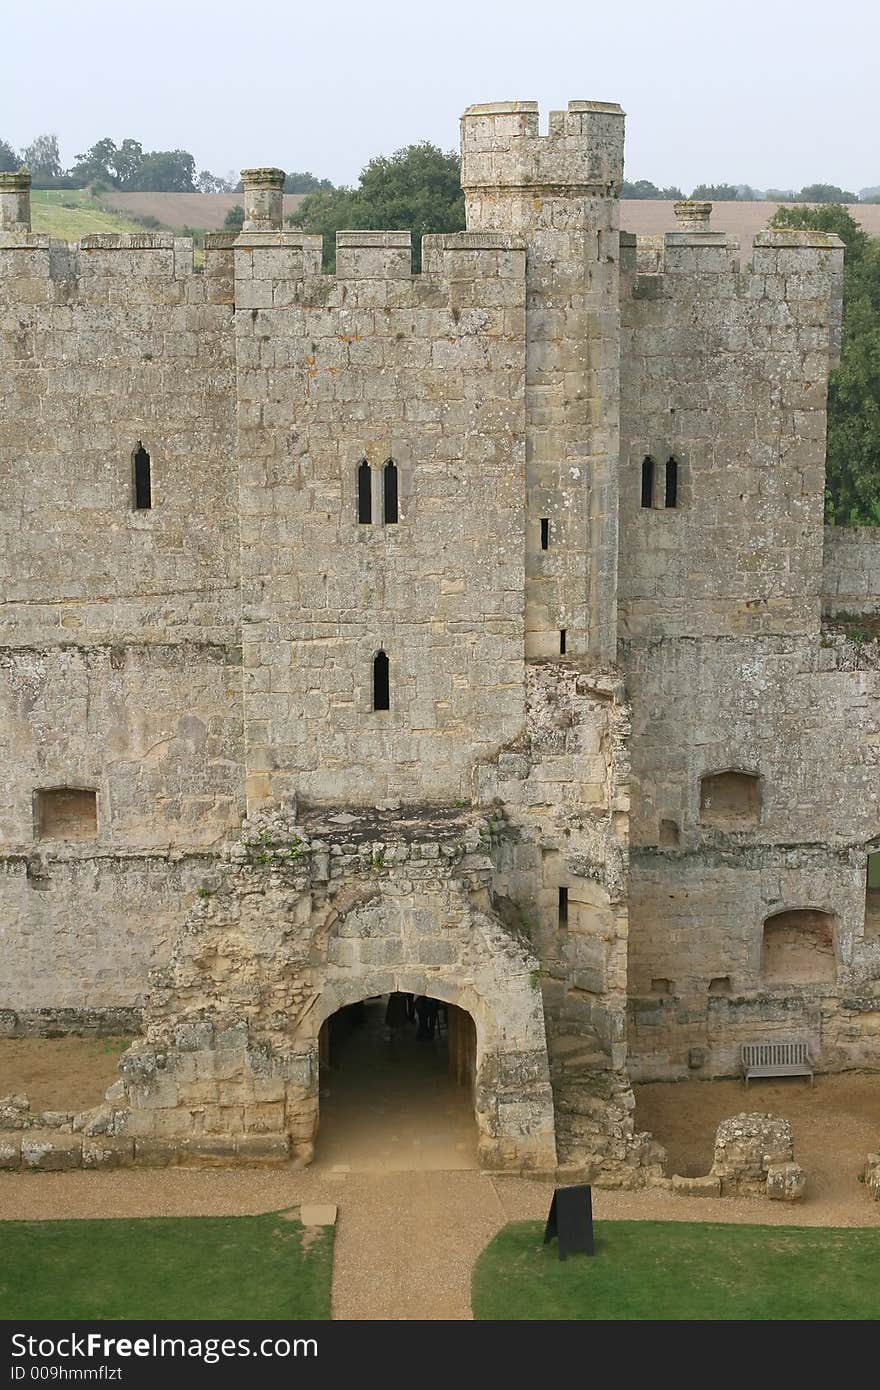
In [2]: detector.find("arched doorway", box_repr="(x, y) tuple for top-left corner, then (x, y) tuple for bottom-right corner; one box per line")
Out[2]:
(289, 885), (558, 1172)
(314, 993), (479, 1170)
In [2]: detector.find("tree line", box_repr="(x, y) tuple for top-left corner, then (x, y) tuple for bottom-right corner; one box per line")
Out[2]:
(0, 134), (332, 195)
(622, 179), (877, 203)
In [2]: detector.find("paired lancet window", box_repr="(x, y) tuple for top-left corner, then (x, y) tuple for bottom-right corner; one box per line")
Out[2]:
(357, 459), (399, 525)
(640, 455), (679, 510)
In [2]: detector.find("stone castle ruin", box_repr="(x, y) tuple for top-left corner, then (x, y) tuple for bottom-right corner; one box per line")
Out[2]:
(1, 100), (876, 1180)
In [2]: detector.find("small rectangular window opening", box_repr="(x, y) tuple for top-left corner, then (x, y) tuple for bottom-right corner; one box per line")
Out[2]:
(665, 456), (678, 509)
(558, 886), (569, 928)
(357, 460), (372, 524)
(36, 788), (98, 841)
(373, 650), (390, 711)
(559, 628), (566, 655)
(133, 445), (151, 510)
(641, 456), (654, 509)
(540, 518), (550, 550)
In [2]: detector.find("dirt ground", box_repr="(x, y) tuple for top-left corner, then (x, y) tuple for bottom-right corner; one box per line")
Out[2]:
(2, 1037), (878, 1214)
(635, 1073), (880, 1202)
(0, 1037), (132, 1113)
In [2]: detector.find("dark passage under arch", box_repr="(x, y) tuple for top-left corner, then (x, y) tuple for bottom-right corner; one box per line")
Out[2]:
(315, 994), (477, 1170)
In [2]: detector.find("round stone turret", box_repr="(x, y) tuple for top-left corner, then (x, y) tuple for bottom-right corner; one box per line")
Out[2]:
(240, 168), (286, 231)
(673, 199), (712, 232)
(0, 169), (31, 233)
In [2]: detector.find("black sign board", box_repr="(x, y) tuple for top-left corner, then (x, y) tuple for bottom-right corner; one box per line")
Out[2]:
(543, 1184), (594, 1260)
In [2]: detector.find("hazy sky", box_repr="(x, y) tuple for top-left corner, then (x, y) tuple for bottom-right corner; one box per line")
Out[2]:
(5, 0), (878, 192)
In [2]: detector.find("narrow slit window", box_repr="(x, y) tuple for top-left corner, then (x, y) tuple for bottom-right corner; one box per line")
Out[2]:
(665, 456), (678, 509)
(373, 650), (390, 711)
(133, 444), (151, 510)
(357, 460), (372, 524)
(559, 628), (567, 655)
(540, 518), (550, 550)
(383, 459), (398, 524)
(640, 456), (654, 508)
(558, 886), (569, 928)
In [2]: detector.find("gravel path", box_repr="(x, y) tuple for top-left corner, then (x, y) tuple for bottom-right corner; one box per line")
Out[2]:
(2, 1164), (878, 1320)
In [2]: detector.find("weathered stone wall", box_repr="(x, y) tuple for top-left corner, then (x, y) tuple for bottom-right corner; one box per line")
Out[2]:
(0, 226), (244, 1023)
(461, 100), (624, 663)
(235, 226), (529, 810)
(619, 223), (843, 640)
(823, 526), (880, 617)
(618, 216), (880, 1077)
(0, 852), (213, 1032)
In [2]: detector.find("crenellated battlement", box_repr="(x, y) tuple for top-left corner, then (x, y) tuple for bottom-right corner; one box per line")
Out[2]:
(0, 224), (527, 306)
(460, 99), (625, 195)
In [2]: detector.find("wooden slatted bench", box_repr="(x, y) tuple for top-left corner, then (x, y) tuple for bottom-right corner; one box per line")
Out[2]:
(742, 1041), (813, 1086)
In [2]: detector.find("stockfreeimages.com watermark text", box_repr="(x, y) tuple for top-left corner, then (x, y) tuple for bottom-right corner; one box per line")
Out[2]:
(10, 1331), (317, 1372)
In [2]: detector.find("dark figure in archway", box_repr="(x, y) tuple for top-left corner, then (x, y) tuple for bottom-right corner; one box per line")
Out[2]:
(385, 991), (408, 1043)
(415, 995), (439, 1040)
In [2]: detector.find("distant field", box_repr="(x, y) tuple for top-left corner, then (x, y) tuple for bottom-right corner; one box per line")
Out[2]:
(103, 189), (308, 230)
(620, 199), (880, 252)
(27, 191), (880, 245)
(30, 189), (143, 240)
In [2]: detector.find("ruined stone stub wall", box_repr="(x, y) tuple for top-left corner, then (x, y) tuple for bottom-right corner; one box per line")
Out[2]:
(822, 526), (880, 618)
(0, 228), (245, 1024)
(475, 664), (663, 1182)
(618, 223), (880, 1076)
(235, 228), (528, 809)
(461, 101), (625, 663)
(0, 853), (214, 1034)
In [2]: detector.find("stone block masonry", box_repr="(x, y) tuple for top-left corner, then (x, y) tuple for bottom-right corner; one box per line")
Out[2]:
(2, 101), (876, 1178)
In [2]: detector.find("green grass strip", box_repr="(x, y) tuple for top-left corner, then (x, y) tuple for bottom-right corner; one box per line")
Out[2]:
(0, 1212), (333, 1321)
(472, 1219), (880, 1320)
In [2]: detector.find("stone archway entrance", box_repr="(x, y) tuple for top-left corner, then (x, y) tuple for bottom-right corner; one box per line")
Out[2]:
(110, 814), (558, 1175)
(289, 885), (558, 1172)
(314, 993), (479, 1170)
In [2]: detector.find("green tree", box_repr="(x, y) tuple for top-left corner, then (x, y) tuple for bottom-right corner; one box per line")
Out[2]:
(0, 139), (18, 172)
(71, 138), (145, 188)
(620, 179), (683, 199)
(223, 204), (245, 231)
(772, 203), (880, 524)
(283, 171), (334, 193)
(289, 142), (464, 271)
(20, 133), (63, 184)
(127, 150), (196, 192)
(690, 182), (739, 200)
(797, 183), (856, 204)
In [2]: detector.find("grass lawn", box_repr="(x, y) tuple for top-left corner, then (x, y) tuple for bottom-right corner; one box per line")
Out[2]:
(0, 1212), (334, 1320)
(30, 190), (146, 240)
(472, 1220), (880, 1320)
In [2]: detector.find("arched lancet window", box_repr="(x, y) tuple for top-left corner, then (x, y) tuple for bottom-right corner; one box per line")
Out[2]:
(373, 650), (390, 711)
(640, 456), (654, 509)
(665, 456), (679, 509)
(133, 444), (151, 510)
(383, 459), (398, 524)
(357, 460), (372, 524)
